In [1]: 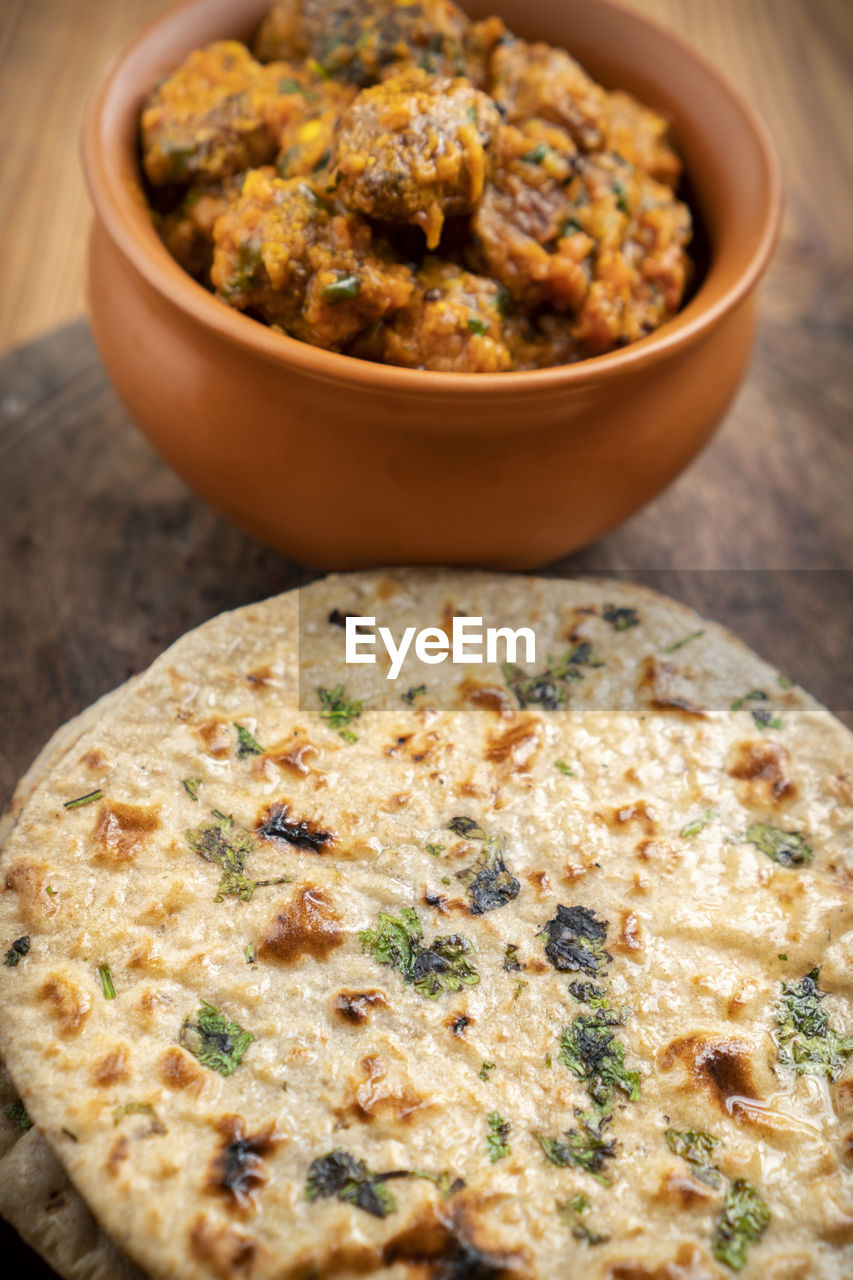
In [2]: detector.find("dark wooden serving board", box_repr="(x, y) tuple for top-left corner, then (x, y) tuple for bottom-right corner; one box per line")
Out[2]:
(0, 306), (850, 1275)
(1, 312), (851, 812)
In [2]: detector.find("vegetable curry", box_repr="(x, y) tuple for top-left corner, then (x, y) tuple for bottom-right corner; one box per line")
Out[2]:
(141, 0), (693, 371)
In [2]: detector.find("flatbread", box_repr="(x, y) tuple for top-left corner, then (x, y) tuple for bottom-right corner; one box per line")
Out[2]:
(0, 571), (850, 1280)
(0, 1086), (143, 1280)
(0, 679), (147, 1279)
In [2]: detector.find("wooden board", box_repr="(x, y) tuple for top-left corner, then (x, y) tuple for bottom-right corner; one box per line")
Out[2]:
(0, 316), (850, 821)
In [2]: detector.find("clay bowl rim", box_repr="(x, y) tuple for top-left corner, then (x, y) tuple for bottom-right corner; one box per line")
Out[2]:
(82, 0), (783, 399)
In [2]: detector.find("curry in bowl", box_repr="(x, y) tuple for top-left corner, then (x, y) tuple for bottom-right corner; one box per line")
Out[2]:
(141, 0), (692, 371)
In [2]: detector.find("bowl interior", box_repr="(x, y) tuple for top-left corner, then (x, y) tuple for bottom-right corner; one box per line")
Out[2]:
(86, 0), (780, 384)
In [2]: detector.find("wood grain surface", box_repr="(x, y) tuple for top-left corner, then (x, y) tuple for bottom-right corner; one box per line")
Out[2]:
(0, 312), (850, 814)
(0, 2), (850, 1277)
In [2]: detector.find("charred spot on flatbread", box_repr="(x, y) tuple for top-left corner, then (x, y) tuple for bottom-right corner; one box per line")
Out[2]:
(207, 1115), (283, 1209)
(256, 803), (333, 851)
(333, 989), (388, 1024)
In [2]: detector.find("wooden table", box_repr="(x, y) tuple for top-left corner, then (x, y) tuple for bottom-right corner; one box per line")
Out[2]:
(0, 2), (851, 1276)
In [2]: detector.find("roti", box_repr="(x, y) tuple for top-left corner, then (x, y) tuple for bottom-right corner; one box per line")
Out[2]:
(0, 571), (850, 1280)
(0, 686), (145, 1280)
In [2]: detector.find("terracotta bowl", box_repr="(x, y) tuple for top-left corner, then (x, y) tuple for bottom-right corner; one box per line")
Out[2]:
(82, 0), (781, 569)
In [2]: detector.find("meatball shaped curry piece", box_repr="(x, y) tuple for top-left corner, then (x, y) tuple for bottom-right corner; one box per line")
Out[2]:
(333, 70), (501, 248)
(158, 173), (245, 280)
(471, 124), (691, 353)
(253, 0), (307, 64)
(489, 36), (682, 185)
(357, 258), (513, 371)
(274, 78), (357, 180)
(141, 41), (306, 186)
(254, 0), (497, 87)
(210, 168), (413, 350)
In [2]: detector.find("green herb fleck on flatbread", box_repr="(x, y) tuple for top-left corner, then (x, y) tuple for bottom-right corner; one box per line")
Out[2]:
(180, 1001), (254, 1076)
(664, 630), (704, 653)
(559, 1010), (640, 1109)
(730, 689), (767, 713)
(712, 1179), (770, 1270)
(503, 643), (603, 710)
(112, 1101), (166, 1134)
(318, 684), (362, 741)
(665, 1128), (721, 1186)
(730, 823), (812, 867)
(541, 905), (611, 976)
(486, 1111), (511, 1162)
(63, 789), (103, 810)
(4, 936), (30, 967)
(681, 810), (716, 838)
(99, 963), (116, 999)
(775, 968), (853, 1080)
(603, 604), (639, 631)
(449, 818), (520, 914)
(4, 1098), (33, 1131)
(556, 1193), (609, 1244)
(234, 723), (264, 757)
(187, 812), (289, 901)
(359, 907), (479, 998)
(535, 1112), (616, 1184)
(306, 1149), (402, 1217)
